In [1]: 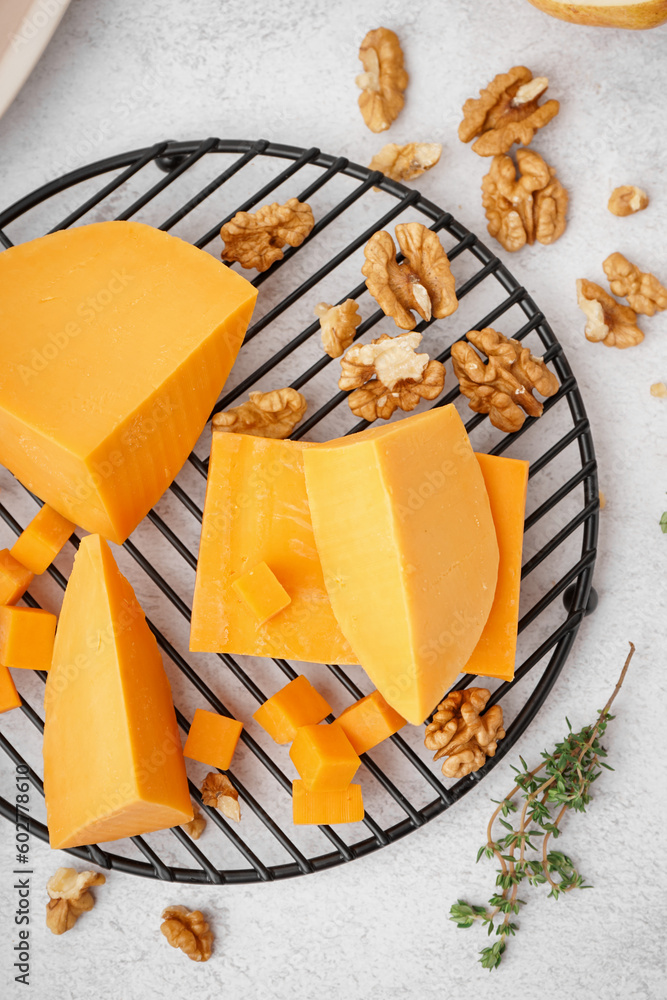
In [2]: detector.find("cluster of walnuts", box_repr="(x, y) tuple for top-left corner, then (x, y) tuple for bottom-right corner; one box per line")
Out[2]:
(577, 252), (666, 349)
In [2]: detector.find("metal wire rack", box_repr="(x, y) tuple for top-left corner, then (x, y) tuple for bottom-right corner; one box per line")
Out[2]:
(0, 138), (599, 884)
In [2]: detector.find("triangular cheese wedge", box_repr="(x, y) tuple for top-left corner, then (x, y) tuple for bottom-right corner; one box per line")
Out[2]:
(43, 535), (192, 848)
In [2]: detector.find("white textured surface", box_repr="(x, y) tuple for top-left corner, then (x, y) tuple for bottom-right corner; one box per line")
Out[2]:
(0, 1), (666, 998)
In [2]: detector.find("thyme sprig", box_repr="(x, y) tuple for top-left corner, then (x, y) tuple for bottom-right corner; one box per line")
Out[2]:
(450, 642), (635, 970)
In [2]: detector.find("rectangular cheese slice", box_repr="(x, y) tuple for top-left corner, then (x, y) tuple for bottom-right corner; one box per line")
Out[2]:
(464, 453), (529, 681)
(0, 221), (257, 542)
(302, 406), (499, 725)
(190, 433), (357, 663)
(43, 534), (192, 848)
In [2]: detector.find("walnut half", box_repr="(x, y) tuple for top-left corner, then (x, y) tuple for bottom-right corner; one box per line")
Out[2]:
(201, 772), (241, 822)
(608, 185), (649, 217)
(161, 906), (213, 962)
(424, 688), (505, 779)
(220, 198), (314, 271)
(368, 142), (442, 184)
(362, 223), (458, 330)
(356, 28), (408, 133)
(212, 388), (307, 438)
(46, 868), (106, 935)
(576, 279), (644, 349)
(602, 252), (667, 316)
(482, 149), (568, 252)
(315, 299), (361, 358)
(451, 327), (559, 433)
(458, 66), (559, 157)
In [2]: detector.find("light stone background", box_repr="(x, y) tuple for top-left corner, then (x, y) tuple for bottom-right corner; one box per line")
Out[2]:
(0, 1), (666, 998)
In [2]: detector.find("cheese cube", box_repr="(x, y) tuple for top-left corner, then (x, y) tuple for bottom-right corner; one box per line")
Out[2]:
(289, 723), (360, 790)
(292, 780), (364, 825)
(253, 675), (331, 745)
(10, 505), (75, 575)
(0, 221), (257, 542)
(183, 708), (243, 770)
(231, 562), (291, 626)
(335, 690), (406, 756)
(0, 664), (21, 713)
(0, 550), (34, 606)
(0, 606), (57, 670)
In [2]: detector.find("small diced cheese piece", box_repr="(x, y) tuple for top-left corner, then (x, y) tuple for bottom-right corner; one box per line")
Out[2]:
(289, 723), (360, 790)
(183, 708), (243, 770)
(303, 406), (499, 725)
(0, 606), (57, 670)
(0, 664), (21, 713)
(292, 780), (364, 825)
(335, 690), (406, 756)
(464, 453), (529, 682)
(231, 562), (291, 626)
(43, 534), (192, 849)
(10, 505), (75, 575)
(0, 550), (34, 606)
(253, 675), (331, 745)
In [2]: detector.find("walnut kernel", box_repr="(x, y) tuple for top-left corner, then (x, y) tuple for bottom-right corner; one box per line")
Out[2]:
(603, 252), (667, 316)
(161, 905), (213, 962)
(608, 185), (649, 217)
(212, 388), (307, 438)
(482, 149), (568, 252)
(362, 223), (457, 330)
(201, 772), (241, 822)
(182, 804), (206, 840)
(356, 28), (408, 133)
(458, 66), (559, 157)
(315, 299), (361, 358)
(424, 688), (505, 779)
(368, 142), (442, 184)
(220, 198), (314, 271)
(45, 868), (106, 936)
(576, 279), (644, 349)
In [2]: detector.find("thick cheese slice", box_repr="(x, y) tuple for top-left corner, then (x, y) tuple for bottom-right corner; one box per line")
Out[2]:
(190, 433), (357, 664)
(302, 406), (499, 724)
(43, 534), (192, 849)
(464, 453), (529, 681)
(0, 221), (257, 543)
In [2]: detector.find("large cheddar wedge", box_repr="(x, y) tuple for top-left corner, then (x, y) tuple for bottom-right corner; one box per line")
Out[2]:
(190, 433), (357, 663)
(464, 453), (529, 682)
(43, 534), (192, 848)
(0, 222), (256, 542)
(302, 406), (499, 724)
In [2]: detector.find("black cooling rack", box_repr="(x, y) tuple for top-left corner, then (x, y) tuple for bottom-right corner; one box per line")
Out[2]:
(0, 138), (599, 884)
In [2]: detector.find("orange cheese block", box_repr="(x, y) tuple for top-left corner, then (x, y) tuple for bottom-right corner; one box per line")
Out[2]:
(0, 550), (34, 606)
(303, 406), (499, 725)
(0, 664), (21, 713)
(292, 780), (364, 825)
(183, 708), (243, 770)
(231, 562), (291, 626)
(190, 433), (357, 663)
(289, 723), (360, 790)
(253, 675), (332, 745)
(10, 505), (76, 575)
(464, 453), (529, 682)
(335, 690), (406, 755)
(0, 606), (57, 670)
(43, 534), (192, 848)
(0, 221), (257, 543)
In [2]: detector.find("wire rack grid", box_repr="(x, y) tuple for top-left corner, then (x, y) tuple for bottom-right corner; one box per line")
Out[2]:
(0, 138), (599, 885)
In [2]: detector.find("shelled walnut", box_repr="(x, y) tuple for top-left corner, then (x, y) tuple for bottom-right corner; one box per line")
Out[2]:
(45, 868), (106, 935)
(212, 388), (307, 438)
(576, 279), (644, 349)
(451, 327), (558, 433)
(608, 185), (649, 217)
(182, 804), (206, 840)
(161, 905), (213, 962)
(201, 772), (241, 822)
(314, 299), (361, 358)
(458, 66), (559, 157)
(356, 27), (408, 133)
(424, 688), (505, 779)
(368, 142), (442, 183)
(339, 331), (445, 421)
(362, 222), (458, 330)
(482, 149), (568, 252)
(219, 198), (314, 271)
(602, 252), (667, 316)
